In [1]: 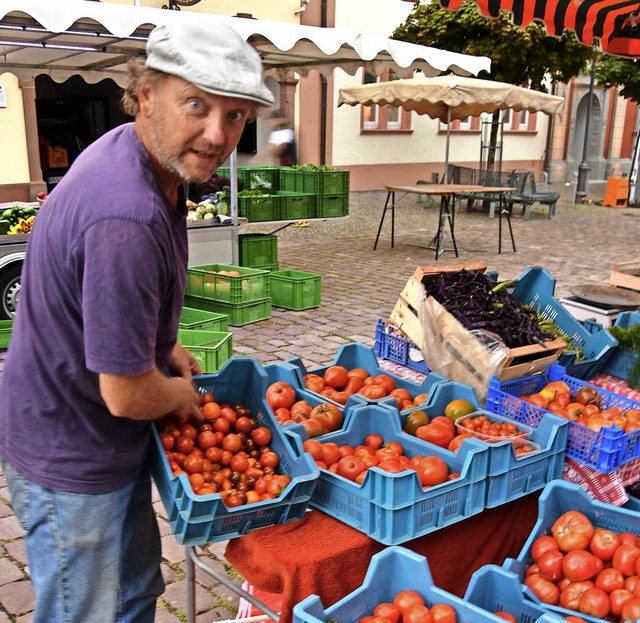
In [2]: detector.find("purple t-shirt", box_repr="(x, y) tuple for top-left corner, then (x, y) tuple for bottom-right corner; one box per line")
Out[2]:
(0, 123), (189, 494)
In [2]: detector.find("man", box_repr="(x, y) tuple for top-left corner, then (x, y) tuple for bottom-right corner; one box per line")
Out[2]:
(0, 21), (273, 623)
(250, 111), (298, 166)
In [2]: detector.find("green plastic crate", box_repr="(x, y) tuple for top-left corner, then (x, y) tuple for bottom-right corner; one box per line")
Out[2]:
(315, 194), (349, 218)
(270, 270), (321, 310)
(186, 264), (270, 304)
(279, 168), (349, 195)
(177, 329), (232, 373)
(238, 194), (280, 222)
(238, 233), (278, 270)
(217, 166), (280, 192)
(184, 295), (272, 326)
(277, 191), (315, 220)
(179, 307), (229, 332)
(0, 319), (13, 349)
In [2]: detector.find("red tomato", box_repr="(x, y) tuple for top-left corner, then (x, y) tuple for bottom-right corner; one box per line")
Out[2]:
(403, 604), (432, 623)
(344, 376), (365, 395)
(182, 453), (203, 475)
(179, 423), (198, 439)
(562, 617), (586, 623)
(373, 374), (396, 394)
(373, 603), (401, 623)
(175, 435), (194, 455)
(309, 403), (343, 433)
(613, 544), (640, 577)
(291, 400), (313, 418)
(589, 528), (621, 561)
(595, 567), (625, 593)
(578, 587), (609, 619)
(365, 434), (384, 450)
(347, 367), (370, 380)
(266, 381), (296, 410)
(538, 548), (564, 582)
(429, 603), (457, 623)
(610, 588), (634, 617)
(160, 433), (175, 451)
(493, 613), (516, 623)
(201, 401), (221, 421)
(621, 597), (640, 623)
(416, 456), (448, 487)
(359, 385), (387, 400)
(300, 418), (324, 438)
(393, 590), (425, 614)
(559, 581), (595, 610)
(563, 549), (599, 582)
(251, 427), (271, 447)
(222, 433), (242, 454)
(386, 441), (403, 456)
(324, 366), (349, 390)
(552, 510), (595, 552)
(524, 574), (560, 605)
(200, 391), (215, 405)
(197, 430), (217, 450)
(304, 374), (325, 394)
(260, 451), (279, 469)
(531, 535), (560, 562)
(336, 455), (366, 481)
(415, 423), (454, 449)
(321, 442), (341, 466)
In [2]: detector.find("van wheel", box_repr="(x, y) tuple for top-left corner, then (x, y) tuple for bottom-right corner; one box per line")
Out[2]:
(0, 264), (22, 320)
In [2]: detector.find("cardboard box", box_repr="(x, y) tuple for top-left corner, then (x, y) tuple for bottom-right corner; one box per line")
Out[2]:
(610, 259), (640, 292)
(389, 262), (565, 398)
(46, 146), (68, 169)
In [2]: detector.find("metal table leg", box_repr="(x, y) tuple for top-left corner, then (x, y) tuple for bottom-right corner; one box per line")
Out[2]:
(374, 190), (394, 250)
(185, 547), (280, 623)
(498, 193), (516, 253)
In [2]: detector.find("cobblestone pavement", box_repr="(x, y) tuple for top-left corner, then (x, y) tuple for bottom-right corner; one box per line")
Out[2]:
(0, 189), (638, 622)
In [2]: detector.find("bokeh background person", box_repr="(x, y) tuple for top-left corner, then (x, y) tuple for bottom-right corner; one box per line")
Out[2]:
(0, 21), (273, 623)
(250, 110), (298, 166)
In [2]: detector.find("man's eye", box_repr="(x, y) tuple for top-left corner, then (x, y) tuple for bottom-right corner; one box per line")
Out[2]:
(188, 100), (203, 111)
(229, 110), (247, 121)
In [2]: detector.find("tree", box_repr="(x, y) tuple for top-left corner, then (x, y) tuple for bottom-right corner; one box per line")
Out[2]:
(392, 1), (596, 173)
(596, 56), (640, 103)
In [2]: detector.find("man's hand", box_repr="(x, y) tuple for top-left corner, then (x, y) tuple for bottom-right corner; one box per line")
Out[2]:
(168, 341), (203, 380)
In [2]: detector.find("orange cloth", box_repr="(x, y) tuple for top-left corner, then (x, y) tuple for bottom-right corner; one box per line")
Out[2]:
(225, 493), (540, 623)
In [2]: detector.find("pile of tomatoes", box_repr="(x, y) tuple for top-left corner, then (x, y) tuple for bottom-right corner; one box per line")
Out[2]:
(157, 392), (291, 507)
(303, 365), (428, 410)
(265, 380), (344, 438)
(523, 509), (640, 623)
(360, 588), (515, 623)
(302, 434), (458, 488)
(457, 414), (527, 439)
(523, 380), (640, 434)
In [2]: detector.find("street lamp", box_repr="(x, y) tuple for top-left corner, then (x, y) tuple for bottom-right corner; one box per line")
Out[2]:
(575, 59), (597, 203)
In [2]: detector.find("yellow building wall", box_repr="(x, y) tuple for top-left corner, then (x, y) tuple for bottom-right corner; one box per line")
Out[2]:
(0, 73), (29, 185)
(105, 0), (299, 22)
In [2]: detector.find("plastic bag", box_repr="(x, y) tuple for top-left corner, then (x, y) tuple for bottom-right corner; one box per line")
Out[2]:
(418, 294), (509, 402)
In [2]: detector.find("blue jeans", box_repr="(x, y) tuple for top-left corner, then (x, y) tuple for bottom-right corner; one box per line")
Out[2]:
(1, 457), (164, 623)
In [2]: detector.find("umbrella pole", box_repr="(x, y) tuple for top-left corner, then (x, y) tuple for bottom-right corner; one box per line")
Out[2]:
(444, 107), (451, 184)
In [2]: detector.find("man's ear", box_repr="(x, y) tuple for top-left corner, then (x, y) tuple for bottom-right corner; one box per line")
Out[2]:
(137, 82), (153, 117)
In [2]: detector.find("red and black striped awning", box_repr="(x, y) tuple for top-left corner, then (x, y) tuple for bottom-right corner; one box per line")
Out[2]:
(439, 0), (640, 57)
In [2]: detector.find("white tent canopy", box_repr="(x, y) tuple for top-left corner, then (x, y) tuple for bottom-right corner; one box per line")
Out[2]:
(0, 0), (491, 86)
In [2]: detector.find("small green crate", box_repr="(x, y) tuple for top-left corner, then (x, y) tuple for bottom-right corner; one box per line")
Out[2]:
(177, 329), (232, 373)
(184, 295), (272, 326)
(217, 166), (280, 192)
(314, 194), (349, 218)
(279, 168), (349, 195)
(277, 191), (316, 220)
(270, 269), (321, 310)
(179, 307), (229, 332)
(186, 264), (270, 304)
(238, 194), (280, 222)
(238, 233), (278, 270)
(0, 319), (13, 349)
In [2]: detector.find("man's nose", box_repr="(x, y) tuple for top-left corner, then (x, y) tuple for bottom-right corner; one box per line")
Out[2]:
(201, 112), (226, 145)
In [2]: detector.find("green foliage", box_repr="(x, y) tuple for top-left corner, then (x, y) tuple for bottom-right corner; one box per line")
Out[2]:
(392, 0), (595, 90)
(596, 55), (640, 103)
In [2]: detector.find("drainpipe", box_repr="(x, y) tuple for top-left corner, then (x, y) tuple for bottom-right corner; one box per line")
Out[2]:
(543, 83), (557, 179)
(319, 0), (327, 166)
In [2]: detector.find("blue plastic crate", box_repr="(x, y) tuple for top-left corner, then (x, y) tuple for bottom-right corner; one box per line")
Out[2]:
(505, 480), (640, 623)
(147, 357), (319, 546)
(405, 381), (568, 508)
(486, 363), (640, 472)
(285, 402), (488, 545)
(287, 342), (446, 414)
(511, 267), (618, 380)
(293, 546), (521, 623)
(465, 564), (565, 623)
(601, 311), (640, 382)
(374, 319), (431, 375)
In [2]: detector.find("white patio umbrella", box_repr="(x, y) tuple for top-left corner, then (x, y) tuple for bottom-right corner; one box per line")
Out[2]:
(338, 75), (565, 182)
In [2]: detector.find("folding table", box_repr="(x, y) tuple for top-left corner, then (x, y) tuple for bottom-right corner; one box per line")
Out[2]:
(374, 184), (516, 259)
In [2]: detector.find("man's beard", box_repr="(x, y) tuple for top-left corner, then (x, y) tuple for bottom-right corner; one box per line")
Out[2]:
(149, 123), (217, 184)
